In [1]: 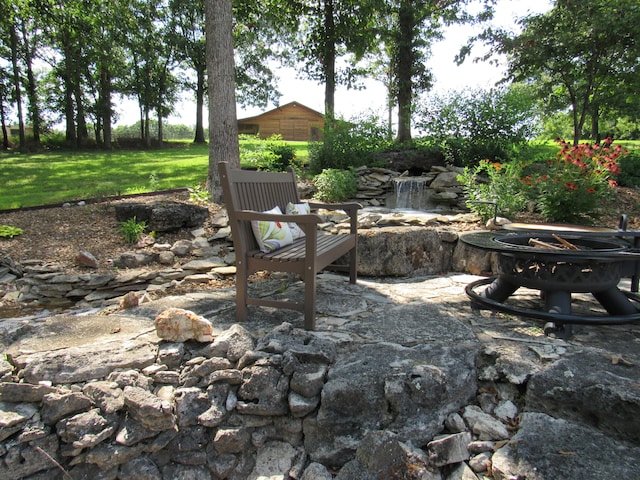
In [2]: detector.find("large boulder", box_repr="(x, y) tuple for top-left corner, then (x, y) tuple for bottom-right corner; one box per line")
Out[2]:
(357, 226), (457, 276)
(525, 350), (640, 443)
(303, 341), (479, 467)
(492, 412), (640, 480)
(373, 148), (446, 175)
(115, 201), (209, 232)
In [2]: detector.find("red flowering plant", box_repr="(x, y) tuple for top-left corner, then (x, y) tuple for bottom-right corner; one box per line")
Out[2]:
(531, 138), (625, 223)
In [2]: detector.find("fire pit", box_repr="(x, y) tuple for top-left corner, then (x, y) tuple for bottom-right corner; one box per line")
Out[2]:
(461, 230), (640, 338)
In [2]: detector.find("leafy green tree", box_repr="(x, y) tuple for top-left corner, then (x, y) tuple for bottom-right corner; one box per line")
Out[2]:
(122, 0), (181, 146)
(295, 0), (382, 123)
(167, 0), (286, 144)
(0, 0), (27, 149)
(233, 0), (289, 110)
(168, 0), (207, 144)
(383, 0), (494, 143)
(468, 0), (640, 145)
(13, 0), (43, 145)
(0, 66), (11, 149)
(418, 84), (540, 140)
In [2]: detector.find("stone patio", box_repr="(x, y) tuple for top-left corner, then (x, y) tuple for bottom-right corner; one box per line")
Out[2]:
(1, 272), (639, 479)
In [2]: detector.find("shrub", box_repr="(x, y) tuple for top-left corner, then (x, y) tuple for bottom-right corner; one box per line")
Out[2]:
(459, 138), (625, 224)
(457, 160), (530, 222)
(240, 134), (299, 172)
(417, 85), (540, 167)
(119, 216), (148, 244)
(240, 134), (278, 168)
(188, 183), (210, 205)
(262, 136), (298, 172)
(313, 168), (358, 203)
(615, 149), (640, 187)
(439, 137), (517, 167)
(309, 114), (390, 174)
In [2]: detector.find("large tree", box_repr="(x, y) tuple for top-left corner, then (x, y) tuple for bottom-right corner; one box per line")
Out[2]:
(385, 0), (494, 143)
(123, 0), (181, 146)
(205, 0), (239, 203)
(296, 0), (382, 123)
(166, 0), (286, 145)
(168, 0), (208, 144)
(469, 0), (640, 145)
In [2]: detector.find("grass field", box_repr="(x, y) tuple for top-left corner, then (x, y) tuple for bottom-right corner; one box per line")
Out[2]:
(1, 138), (636, 210)
(0, 141), (311, 210)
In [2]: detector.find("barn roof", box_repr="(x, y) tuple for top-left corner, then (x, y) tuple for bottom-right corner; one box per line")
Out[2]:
(237, 101), (324, 122)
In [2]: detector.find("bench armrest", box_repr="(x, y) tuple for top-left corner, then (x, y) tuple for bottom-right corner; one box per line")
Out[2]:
(307, 201), (362, 234)
(235, 209), (323, 225)
(307, 201), (362, 215)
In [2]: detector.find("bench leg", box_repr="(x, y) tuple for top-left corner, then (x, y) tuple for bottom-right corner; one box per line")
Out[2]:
(235, 261), (249, 322)
(349, 248), (357, 284)
(304, 267), (317, 330)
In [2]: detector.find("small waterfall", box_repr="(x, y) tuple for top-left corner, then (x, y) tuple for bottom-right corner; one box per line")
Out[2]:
(388, 177), (433, 210)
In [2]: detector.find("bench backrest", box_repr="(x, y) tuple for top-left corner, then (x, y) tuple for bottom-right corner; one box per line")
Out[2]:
(219, 161), (302, 253)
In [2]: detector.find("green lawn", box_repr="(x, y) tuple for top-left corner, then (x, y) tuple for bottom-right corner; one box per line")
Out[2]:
(1, 138), (634, 210)
(0, 141), (311, 210)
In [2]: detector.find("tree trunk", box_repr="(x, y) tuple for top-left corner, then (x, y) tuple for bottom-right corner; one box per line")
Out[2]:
(323, 0), (336, 124)
(194, 66), (206, 144)
(396, 0), (414, 143)
(20, 20), (41, 145)
(157, 110), (164, 144)
(1, 102), (9, 150)
(387, 65), (394, 141)
(63, 72), (76, 146)
(59, 33), (77, 146)
(73, 72), (88, 147)
(9, 22), (25, 150)
(139, 104), (144, 141)
(144, 108), (151, 148)
(100, 66), (113, 149)
(205, 0), (240, 204)
(591, 103), (600, 143)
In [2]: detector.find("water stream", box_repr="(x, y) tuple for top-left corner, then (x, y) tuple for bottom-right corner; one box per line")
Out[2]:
(386, 177), (434, 210)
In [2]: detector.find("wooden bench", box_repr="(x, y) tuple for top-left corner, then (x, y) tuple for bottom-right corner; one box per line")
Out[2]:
(218, 161), (361, 330)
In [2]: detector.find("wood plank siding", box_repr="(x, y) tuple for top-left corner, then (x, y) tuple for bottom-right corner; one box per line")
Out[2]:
(237, 101), (324, 141)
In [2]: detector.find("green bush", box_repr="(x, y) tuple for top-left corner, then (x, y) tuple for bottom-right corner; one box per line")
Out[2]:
(239, 134), (299, 172)
(417, 85), (540, 167)
(457, 160), (531, 222)
(0, 225), (24, 238)
(615, 150), (640, 187)
(309, 114), (390, 174)
(262, 136), (298, 172)
(459, 139), (623, 224)
(439, 137), (517, 167)
(313, 168), (358, 203)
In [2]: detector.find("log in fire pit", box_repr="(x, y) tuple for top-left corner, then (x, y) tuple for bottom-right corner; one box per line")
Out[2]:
(461, 230), (640, 339)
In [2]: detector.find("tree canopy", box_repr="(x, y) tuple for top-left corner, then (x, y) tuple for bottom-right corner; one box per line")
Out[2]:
(466, 0), (640, 144)
(1, 0), (497, 150)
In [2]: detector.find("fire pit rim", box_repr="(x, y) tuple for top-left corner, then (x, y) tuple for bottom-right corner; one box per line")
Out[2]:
(460, 231), (640, 260)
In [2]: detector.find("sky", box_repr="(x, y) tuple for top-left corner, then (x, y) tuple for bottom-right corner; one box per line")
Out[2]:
(114, 0), (553, 127)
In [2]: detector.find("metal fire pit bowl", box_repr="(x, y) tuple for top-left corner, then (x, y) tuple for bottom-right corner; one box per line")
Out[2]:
(494, 233), (627, 292)
(461, 231), (640, 338)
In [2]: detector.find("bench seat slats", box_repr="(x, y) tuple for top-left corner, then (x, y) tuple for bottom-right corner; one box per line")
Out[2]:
(253, 233), (353, 262)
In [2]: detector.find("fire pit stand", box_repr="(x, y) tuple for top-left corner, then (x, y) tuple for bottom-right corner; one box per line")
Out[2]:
(461, 231), (640, 339)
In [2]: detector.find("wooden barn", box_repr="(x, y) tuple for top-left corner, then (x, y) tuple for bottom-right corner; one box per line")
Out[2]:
(237, 101), (324, 141)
